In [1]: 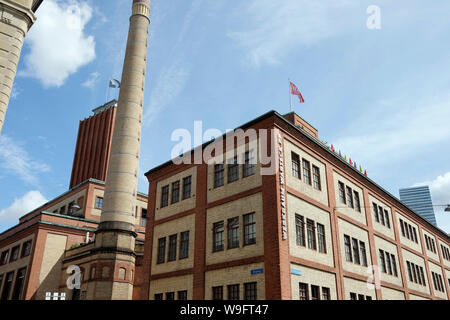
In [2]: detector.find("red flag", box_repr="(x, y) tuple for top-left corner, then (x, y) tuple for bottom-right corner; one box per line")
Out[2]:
(290, 81), (305, 103)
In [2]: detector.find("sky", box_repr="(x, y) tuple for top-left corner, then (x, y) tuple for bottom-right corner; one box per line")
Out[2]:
(0, 0), (449, 233)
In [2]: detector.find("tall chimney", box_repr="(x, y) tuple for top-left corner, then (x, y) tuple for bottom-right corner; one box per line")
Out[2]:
(91, 0), (150, 300)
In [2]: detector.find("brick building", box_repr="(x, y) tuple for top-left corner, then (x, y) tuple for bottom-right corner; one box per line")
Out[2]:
(139, 110), (450, 301)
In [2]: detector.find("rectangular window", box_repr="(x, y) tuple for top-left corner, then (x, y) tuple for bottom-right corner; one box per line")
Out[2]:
(12, 267), (26, 300)
(227, 284), (240, 300)
(291, 152), (300, 179)
(213, 221), (224, 252)
(168, 234), (177, 262)
(171, 181), (180, 204)
(407, 261), (413, 282)
(379, 249), (386, 273)
(60, 206), (66, 215)
(1, 272), (14, 300)
(140, 208), (147, 227)
(378, 206), (385, 225)
(0, 250), (9, 265)
(243, 213), (256, 246)
(338, 182), (346, 204)
(317, 223), (326, 253)
(419, 267), (426, 286)
(243, 151), (255, 177)
(352, 238), (360, 265)
(384, 210), (390, 228)
(95, 197), (103, 209)
(312, 165), (321, 190)
(182, 176), (192, 200)
(358, 294), (365, 300)
(359, 241), (367, 266)
(413, 228), (418, 243)
(295, 214), (305, 247)
(154, 293), (163, 300)
(212, 286), (223, 300)
(244, 282), (257, 300)
(391, 254), (398, 277)
(307, 219), (316, 250)
(178, 291), (188, 300)
(10, 246), (20, 262)
(432, 272), (438, 291)
(311, 285), (320, 300)
(299, 283), (308, 300)
(412, 264), (418, 284)
(227, 217), (240, 249)
(350, 292), (357, 300)
(161, 185), (169, 208)
(346, 187), (354, 209)
(385, 252), (392, 275)
(21, 240), (32, 258)
(179, 231), (189, 259)
(214, 164), (225, 187)
(157, 238), (166, 264)
(302, 159), (311, 185)
(166, 292), (175, 300)
(227, 156), (239, 183)
(322, 287), (330, 300)
(400, 219), (405, 236)
(354, 191), (361, 212)
(373, 203), (379, 222)
(366, 296), (372, 300)
(344, 235), (352, 262)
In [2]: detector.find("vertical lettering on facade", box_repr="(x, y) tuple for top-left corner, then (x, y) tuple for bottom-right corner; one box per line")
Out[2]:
(278, 133), (287, 240)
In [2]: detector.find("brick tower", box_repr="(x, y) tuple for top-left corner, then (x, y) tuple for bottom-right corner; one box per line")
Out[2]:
(91, 0), (150, 300)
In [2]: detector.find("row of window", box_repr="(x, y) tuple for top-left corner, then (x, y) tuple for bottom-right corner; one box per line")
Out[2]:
(214, 151), (255, 188)
(212, 213), (256, 252)
(378, 249), (398, 277)
(431, 271), (445, 293)
(400, 219), (418, 244)
(372, 203), (391, 229)
(424, 234), (437, 254)
(350, 292), (372, 300)
(295, 215), (326, 253)
(0, 267), (27, 300)
(52, 199), (82, 216)
(161, 175), (192, 208)
(441, 245), (450, 262)
(298, 282), (330, 300)
(291, 152), (322, 191)
(212, 282), (257, 300)
(157, 231), (190, 264)
(0, 240), (32, 266)
(338, 181), (361, 212)
(343, 235), (368, 266)
(154, 290), (188, 300)
(406, 261), (426, 286)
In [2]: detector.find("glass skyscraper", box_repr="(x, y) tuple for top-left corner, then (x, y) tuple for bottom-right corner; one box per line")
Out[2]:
(399, 186), (437, 226)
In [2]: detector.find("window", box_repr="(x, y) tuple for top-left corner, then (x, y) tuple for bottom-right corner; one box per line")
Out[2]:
(227, 157), (239, 183)
(312, 165), (321, 190)
(373, 203), (379, 223)
(182, 176), (192, 200)
(350, 292), (357, 300)
(302, 159), (311, 185)
(384, 210), (390, 228)
(214, 164), (225, 187)
(0, 250), (9, 265)
(344, 235), (352, 262)
(179, 231), (189, 259)
(352, 238), (360, 265)
(168, 234), (177, 262)
(358, 294), (365, 300)
(295, 215), (305, 247)
(379, 250), (386, 273)
(391, 254), (398, 277)
(291, 152), (300, 179)
(12, 268), (26, 300)
(157, 238), (166, 264)
(407, 225), (413, 241)
(338, 182), (346, 204)
(413, 228), (418, 243)
(359, 241), (367, 266)
(10, 246), (20, 262)
(244, 282), (257, 300)
(243, 151), (255, 177)
(306, 219), (316, 250)
(171, 181), (180, 204)
(60, 206), (66, 215)
(227, 217), (240, 249)
(213, 221), (224, 251)
(317, 223), (326, 253)
(385, 252), (392, 275)
(1, 272), (14, 300)
(154, 293), (163, 300)
(178, 291), (188, 300)
(227, 284), (240, 300)
(140, 208), (147, 227)
(166, 292), (175, 300)
(378, 206), (385, 225)
(419, 267), (426, 286)
(212, 286), (223, 300)
(311, 285), (320, 300)
(366, 296), (372, 300)
(95, 197), (103, 209)
(161, 185), (169, 208)
(322, 287), (330, 300)
(406, 262), (413, 282)
(243, 213), (256, 245)
(21, 241), (32, 258)
(346, 187), (354, 209)
(354, 191), (361, 212)
(299, 283), (308, 300)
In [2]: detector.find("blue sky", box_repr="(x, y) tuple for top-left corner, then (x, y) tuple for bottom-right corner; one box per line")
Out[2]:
(0, 0), (449, 233)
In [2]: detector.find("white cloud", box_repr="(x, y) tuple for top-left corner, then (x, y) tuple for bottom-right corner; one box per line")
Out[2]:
(0, 135), (50, 186)
(0, 191), (48, 227)
(21, 0), (96, 87)
(81, 71), (100, 88)
(228, 0), (356, 67)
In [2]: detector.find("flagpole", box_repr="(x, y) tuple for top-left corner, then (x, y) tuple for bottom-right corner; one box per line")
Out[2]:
(105, 80), (110, 103)
(289, 78), (292, 113)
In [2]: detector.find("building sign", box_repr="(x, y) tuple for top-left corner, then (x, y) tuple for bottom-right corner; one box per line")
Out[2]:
(278, 133), (287, 240)
(291, 268), (302, 276)
(251, 268), (264, 275)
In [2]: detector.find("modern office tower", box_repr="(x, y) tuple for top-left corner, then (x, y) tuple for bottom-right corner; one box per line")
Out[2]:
(400, 186), (437, 226)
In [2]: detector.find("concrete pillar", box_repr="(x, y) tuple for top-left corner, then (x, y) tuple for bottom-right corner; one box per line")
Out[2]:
(0, 0), (39, 134)
(92, 0), (150, 300)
